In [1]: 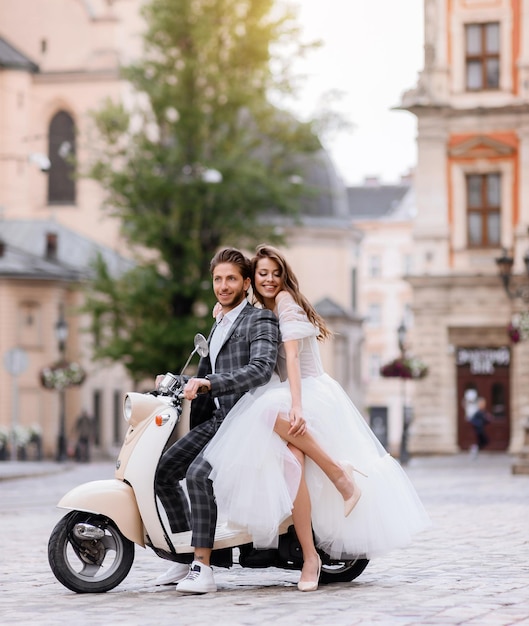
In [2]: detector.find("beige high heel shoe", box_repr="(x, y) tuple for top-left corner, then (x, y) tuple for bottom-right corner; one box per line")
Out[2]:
(339, 461), (368, 517)
(297, 555), (322, 592)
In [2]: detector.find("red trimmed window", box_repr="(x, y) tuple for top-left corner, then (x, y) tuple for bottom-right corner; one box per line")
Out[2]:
(466, 173), (501, 248)
(465, 23), (500, 91)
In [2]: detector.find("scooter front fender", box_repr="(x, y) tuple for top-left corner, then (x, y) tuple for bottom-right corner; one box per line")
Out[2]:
(58, 479), (145, 547)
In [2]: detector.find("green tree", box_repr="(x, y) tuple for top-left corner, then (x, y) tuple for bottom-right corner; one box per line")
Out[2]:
(85, 0), (327, 382)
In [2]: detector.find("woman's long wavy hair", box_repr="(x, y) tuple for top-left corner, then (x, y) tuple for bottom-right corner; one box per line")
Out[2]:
(250, 244), (332, 341)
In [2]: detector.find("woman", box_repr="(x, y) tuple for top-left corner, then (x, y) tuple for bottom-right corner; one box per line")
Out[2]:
(203, 245), (430, 590)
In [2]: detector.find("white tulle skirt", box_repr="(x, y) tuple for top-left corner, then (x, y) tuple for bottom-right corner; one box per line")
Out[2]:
(203, 373), (431, 559)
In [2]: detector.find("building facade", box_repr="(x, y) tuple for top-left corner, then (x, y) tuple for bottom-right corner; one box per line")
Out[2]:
(0, 0), (145, 459)
(401, 0), (529, 454)
(349, 178), (419, 454)
(0, 220), (134, 460)
(0, 0), (364, 458)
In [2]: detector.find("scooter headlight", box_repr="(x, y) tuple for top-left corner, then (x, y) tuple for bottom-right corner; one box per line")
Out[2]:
(123, 394), (132, 422)
(122, 392), (166, 428)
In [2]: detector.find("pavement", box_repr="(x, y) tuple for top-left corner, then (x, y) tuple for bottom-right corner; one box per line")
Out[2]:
(0, 459), (74, 481)
(1, 452), (528, 625)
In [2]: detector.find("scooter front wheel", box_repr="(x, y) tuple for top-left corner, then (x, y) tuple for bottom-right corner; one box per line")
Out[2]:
(48, 511), (135, 593)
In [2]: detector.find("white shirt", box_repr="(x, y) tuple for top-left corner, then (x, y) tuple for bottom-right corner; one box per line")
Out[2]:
(209, 298), (248, 373)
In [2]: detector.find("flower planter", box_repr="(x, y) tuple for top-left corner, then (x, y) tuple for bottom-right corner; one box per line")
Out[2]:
(380, 357), (428, 380)
(40, 360), (86, 391)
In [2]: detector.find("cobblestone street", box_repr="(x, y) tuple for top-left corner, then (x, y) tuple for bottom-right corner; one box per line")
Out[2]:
(1, 453), (528, 625)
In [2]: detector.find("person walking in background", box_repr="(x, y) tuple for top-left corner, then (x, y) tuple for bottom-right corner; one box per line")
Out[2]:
(463, 388), (479, 424)
(469, 397), (492, 459)
(74, 410), (93, 463)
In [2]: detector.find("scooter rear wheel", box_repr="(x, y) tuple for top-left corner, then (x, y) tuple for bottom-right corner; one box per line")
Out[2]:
(48, 511), (135, 593)
(319, 557), (369, 584)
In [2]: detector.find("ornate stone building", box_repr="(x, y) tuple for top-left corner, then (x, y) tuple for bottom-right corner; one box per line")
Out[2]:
(0, 1), (362, 458)
(401, 0), (529, 454)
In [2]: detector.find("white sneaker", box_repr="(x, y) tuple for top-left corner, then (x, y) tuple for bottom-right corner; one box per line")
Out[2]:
(155, 562), (190, 585)
(175, 561), (217, 594)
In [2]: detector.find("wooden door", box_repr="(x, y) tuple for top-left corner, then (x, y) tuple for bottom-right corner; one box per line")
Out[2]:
(456, 349), (510, 451)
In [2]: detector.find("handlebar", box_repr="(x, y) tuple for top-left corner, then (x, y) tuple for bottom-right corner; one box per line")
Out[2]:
(157, 372), (209, 398)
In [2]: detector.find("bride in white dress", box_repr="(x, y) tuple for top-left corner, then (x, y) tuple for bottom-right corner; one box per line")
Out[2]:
(203, 245), (430, 589)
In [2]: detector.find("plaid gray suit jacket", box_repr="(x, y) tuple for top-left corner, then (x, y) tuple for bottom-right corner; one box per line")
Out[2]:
(190, 302), (279, 428)
(155, 301), (279, 545)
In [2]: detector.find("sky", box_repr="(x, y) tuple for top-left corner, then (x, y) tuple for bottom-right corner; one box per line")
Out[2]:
(289, 0), (424, 186)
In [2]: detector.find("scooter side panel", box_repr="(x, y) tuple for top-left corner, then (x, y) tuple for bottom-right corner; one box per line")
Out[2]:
(115, 396), (273, 556)
(122, 412), (180, 551)
(57, 479), (145, 547)
(115, 393), (169, 483)
(121, 412), (256, 554)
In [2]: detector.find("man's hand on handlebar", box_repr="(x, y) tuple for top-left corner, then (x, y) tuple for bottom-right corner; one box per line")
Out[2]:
(183, 377), (211, 400)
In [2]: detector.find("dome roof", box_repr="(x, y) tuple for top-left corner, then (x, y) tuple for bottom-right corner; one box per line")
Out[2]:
(296, 148), (349, 220)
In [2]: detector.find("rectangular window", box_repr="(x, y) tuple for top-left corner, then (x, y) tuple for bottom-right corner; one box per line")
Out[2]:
(18, 302), (42, 348)
(113, 390), (122, 446)
(403, 254), (413, 276)
(92, 390), (102, 447)
(466, 173), (501, 247)
(351, 268), (357, 312)
(369, 354), (382, 379)
(403, 304), (414, 328)
(368, 406), (388, 448)
(465, 23), (500, 91)
(367, 303), (381, 327)
(368, 255), (381, 278)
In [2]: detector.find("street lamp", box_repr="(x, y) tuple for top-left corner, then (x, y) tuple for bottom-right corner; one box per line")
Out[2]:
(380, 319), (426, 462)
(397, 321), (407, 355)
(397, 321), (411, 466)
(495, 248), (529, 302)
(494, 244), (529, 474)
(55, 306), (69, 461)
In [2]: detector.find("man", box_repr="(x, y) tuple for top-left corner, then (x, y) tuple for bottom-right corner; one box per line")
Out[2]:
(469, 396), (491, 459)
(154, 247), (279, 593)
(74, 410), (92, 462)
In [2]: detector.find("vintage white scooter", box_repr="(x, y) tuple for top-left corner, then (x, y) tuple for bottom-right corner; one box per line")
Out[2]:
(48, 335), (369, 593)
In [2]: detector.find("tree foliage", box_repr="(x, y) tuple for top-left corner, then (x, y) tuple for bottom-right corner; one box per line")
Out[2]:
(85, 0), (325, 381)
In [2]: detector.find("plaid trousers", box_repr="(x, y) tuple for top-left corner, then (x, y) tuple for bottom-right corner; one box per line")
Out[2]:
(155, 417), (218, 547)
(155, 304), (279, 548)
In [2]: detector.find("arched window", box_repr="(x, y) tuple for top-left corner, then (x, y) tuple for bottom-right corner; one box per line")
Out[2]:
(47, 111), (76, 204)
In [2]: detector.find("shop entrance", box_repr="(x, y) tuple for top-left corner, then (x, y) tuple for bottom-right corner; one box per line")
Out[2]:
(456, 347), (510, 451)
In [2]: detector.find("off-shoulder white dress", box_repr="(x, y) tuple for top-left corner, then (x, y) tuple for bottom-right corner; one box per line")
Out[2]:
(203, 293), (430, 559)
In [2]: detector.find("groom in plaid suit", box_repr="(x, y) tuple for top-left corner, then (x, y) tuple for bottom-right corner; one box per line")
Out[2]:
(154, 247), (279, 593)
